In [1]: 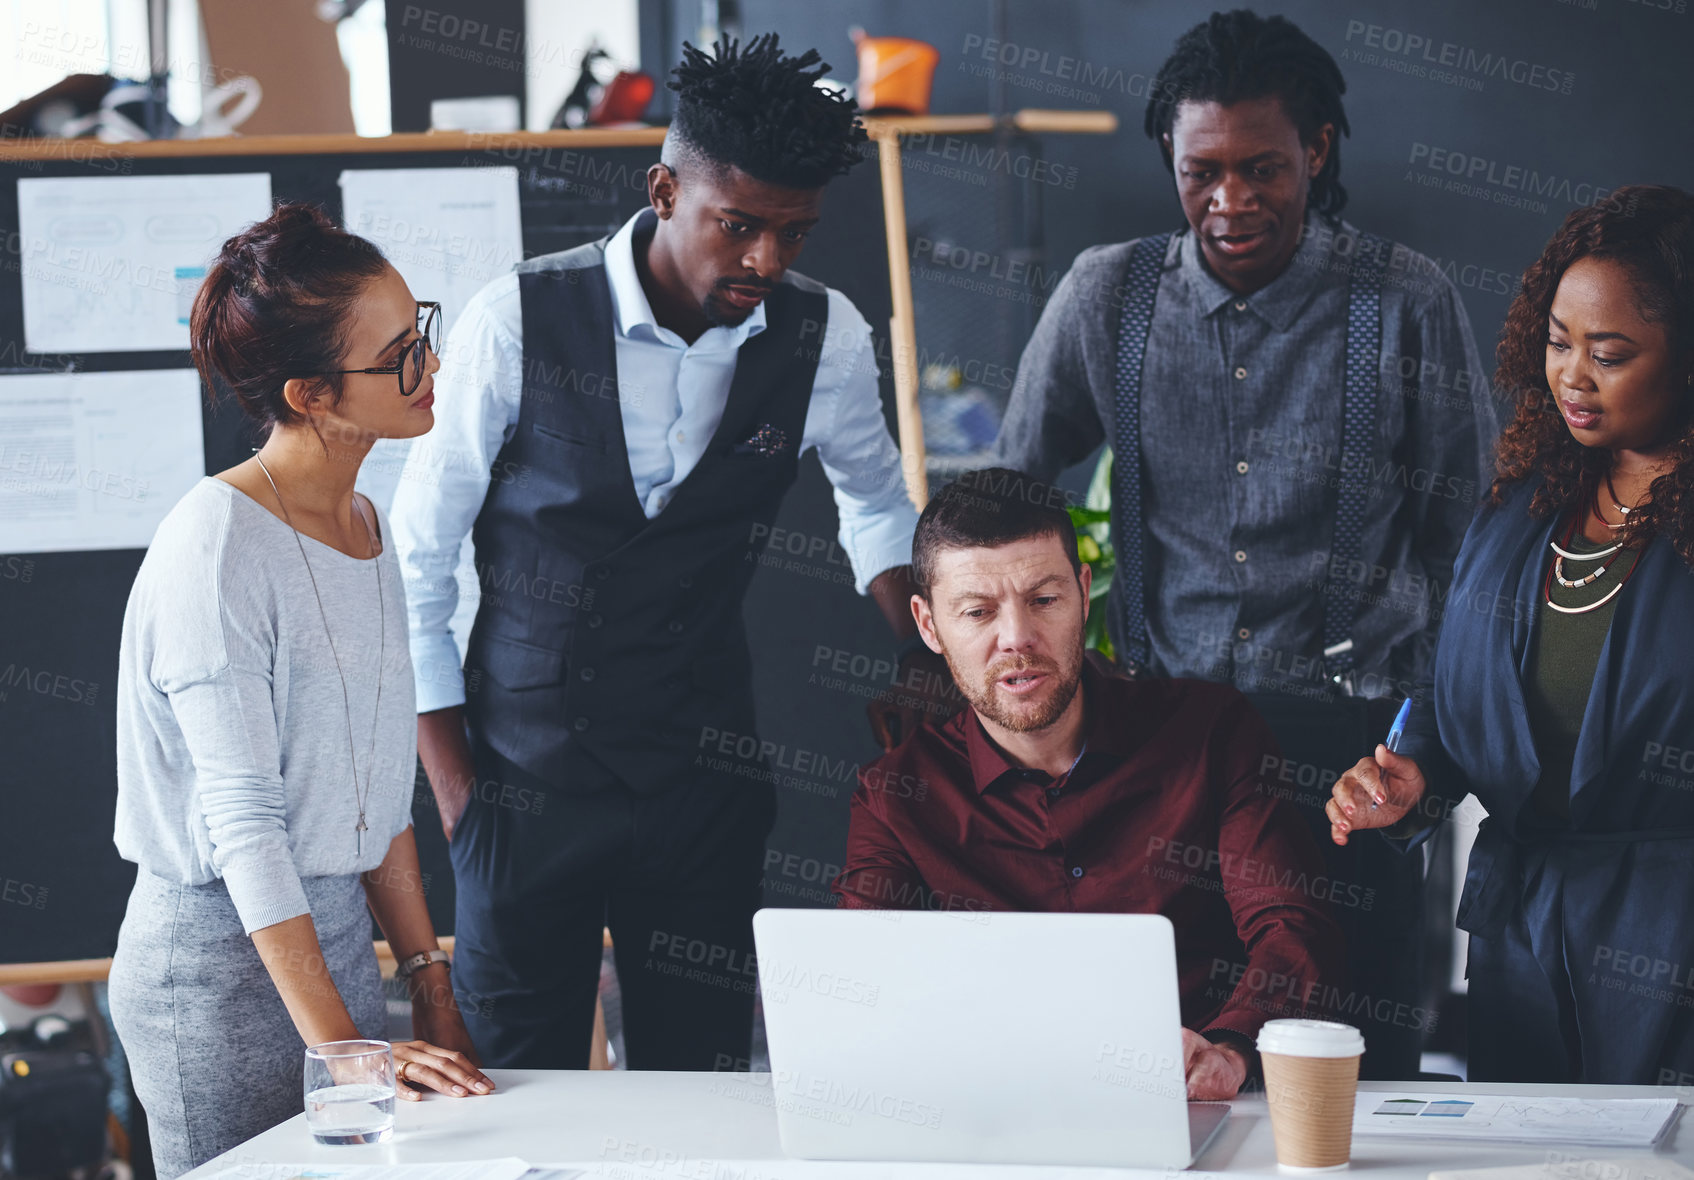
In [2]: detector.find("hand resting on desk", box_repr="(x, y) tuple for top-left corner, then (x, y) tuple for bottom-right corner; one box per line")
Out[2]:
(1183, 1028), (1249, 1100)
(393, 961), (494, 1100)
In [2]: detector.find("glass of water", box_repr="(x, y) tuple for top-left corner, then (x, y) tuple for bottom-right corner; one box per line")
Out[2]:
(304, 1039), (396, 1145)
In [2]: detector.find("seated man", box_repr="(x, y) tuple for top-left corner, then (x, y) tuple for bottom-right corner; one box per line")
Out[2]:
(834, 468), (1347, 1100)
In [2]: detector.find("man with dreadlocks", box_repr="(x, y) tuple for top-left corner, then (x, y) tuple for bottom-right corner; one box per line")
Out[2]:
(1000, 8), (1497, 704)
(390, 35), (928, 1071)
(993, 10), (1499, 1076)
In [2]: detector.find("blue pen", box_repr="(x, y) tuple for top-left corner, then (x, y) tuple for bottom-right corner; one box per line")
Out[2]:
(1374, 698), (1413, 808)
(1384, 697), (1412, 754)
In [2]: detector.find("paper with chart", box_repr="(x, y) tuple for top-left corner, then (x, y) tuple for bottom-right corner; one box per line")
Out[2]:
(197, 1159), (541, 1180)
(338, 165), (523, 334)
(1353, 1093), (1681, 1147)
(18, 173), (272, 353)
(0, 370), (204, 553)
(1430, 1159), (1694, 1180)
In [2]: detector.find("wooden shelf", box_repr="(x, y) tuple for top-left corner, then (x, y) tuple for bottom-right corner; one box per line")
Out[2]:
(0, 110), (1116, 162)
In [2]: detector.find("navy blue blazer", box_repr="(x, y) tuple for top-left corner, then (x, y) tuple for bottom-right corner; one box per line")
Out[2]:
(1401, 477), (1694, 1081)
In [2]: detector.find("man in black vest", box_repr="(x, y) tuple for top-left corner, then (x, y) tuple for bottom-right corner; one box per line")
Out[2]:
(390, 36), (939, 1071)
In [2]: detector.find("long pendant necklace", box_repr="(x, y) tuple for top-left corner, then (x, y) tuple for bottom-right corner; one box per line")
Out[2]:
(254, 452), (385, 856)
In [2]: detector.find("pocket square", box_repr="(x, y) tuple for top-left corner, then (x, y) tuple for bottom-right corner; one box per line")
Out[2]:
(732, 423), (791, 457)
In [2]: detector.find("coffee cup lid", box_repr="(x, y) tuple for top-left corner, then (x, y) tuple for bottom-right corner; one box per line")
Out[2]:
(1256, 1019), (1365, 1058)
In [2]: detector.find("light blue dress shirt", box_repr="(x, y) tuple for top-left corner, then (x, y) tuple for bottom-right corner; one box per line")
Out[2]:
(390, 210), (920, 714)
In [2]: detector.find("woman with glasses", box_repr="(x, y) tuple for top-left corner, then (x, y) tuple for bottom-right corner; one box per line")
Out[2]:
(110, 203), (491, 1178)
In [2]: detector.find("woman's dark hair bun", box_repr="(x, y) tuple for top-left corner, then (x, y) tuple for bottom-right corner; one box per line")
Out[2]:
(189, 201), (389, 429)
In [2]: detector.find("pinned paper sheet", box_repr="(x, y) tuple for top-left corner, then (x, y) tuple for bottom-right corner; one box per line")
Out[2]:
(0, 370), (205, 554)
(18, 173), (272, 354)
(338, 165), (523, 336)
(340, 164), (523, 657)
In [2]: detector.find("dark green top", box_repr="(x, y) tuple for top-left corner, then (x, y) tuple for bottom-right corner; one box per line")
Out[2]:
(1523, 530), (1640, 823)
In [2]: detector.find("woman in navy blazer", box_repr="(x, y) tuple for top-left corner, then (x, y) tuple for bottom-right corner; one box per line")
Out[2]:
(1326, 185), (1694, 1084)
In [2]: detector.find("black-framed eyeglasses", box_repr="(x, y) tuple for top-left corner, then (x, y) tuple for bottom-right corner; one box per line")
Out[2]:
(328, 301), (441, 396)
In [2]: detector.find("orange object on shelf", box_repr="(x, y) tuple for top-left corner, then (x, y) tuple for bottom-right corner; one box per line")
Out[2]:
(853, 34), (940, 115)
(590, 71), (656, 126)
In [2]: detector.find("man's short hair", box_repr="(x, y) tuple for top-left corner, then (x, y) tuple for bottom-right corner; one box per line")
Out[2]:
(665, 33), (867, 189)
(1143, 9), (1352, 219)
(912, 468), (1081, 598)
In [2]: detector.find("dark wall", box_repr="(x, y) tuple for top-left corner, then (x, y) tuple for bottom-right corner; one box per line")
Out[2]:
(385, 0), (528, 132)
(648, 0), (1694, 398)
(5, 0), (1691, 963)
(648, 0), (1694, 911)
(0, 141), (893, 963)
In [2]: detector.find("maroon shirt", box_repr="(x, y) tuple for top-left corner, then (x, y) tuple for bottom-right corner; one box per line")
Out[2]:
(834, 661), (1347, 1042)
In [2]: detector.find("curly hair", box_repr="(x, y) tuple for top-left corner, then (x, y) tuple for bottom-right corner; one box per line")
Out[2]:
(665, 33), (866, 189)
(1143, 10), (1351, 219)
(1490, 185), (1694, 566)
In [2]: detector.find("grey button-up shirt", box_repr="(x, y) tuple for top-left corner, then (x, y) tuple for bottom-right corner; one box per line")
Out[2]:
(995, 216), (1500, 699)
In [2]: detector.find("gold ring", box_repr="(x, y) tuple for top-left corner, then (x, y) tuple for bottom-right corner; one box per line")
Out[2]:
(397, 1060), (409, 1083)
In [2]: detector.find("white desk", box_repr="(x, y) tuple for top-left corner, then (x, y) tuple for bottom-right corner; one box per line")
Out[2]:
(183, 1074), (1689, 1178)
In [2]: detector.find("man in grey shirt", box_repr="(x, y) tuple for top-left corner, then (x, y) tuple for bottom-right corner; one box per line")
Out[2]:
(996, 10), (1499, 702)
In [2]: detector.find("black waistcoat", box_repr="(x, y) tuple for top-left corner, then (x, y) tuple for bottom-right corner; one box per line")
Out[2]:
(463, 226), (828, 792)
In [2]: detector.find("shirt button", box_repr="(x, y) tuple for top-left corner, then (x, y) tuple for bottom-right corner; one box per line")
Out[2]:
(675, 430), (685, 442)
(1237, 627), (1251, 640)
(1234, 366), (1248, 380)
(595, 567), (612, 581)
(1234, 549), (1248, 563)
(1070, 865), (1085, 879)
(668, 620), (684, 634)
(1236, 460), (1249, 475)
(587, 614), (603, 628)
(573, 717), (591, 732)
(1046, 787), (1061, 800)
(1234, 300), (1248, 312)
(580, 667), (596, 682)
(679, 575), (693, 589)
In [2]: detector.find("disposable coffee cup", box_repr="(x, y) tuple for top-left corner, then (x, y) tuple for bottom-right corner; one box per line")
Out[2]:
(1256, 1019), (1365, 1172)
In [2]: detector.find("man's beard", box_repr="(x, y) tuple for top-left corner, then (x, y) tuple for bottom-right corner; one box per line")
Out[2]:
(702, 293), (751, 327)
(941, 644), (1084, 734)
(701, 278), (773, 327)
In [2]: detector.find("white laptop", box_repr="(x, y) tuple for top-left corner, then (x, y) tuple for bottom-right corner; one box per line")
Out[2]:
(752, 909), (1231, 1168)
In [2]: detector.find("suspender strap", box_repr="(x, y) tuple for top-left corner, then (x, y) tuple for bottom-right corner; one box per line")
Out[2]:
(1109, 232), (1171, 673)
(1323, 231), (1387, 684)
(1110, 229), (1387, 686)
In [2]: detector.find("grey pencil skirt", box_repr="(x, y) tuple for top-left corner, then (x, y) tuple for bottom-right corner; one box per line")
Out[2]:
(109, 870), (387, 1179)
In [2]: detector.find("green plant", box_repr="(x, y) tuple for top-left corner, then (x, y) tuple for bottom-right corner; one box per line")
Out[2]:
(1067, 447), (1116, 660)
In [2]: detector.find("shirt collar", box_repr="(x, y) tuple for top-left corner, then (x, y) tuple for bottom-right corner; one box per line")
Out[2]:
(1177, 212), (1339, 332)
(962, 658), (1137, 794)
(603, 207), (768, 347)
